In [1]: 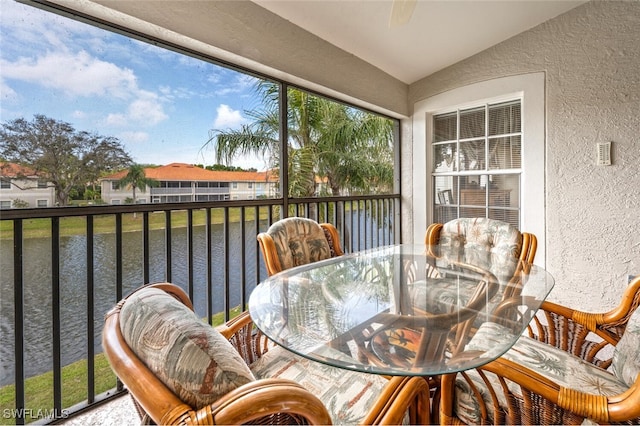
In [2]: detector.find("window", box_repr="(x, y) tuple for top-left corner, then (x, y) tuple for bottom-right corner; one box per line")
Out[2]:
(37, 180), (47, 189)
(37, 199), (48, 207)
(111, 199), (121, 205)
(0, 179), (10, 189)
(247, 182), (253, 189)
(432, 100), (521, 227)
(4, 1), (399, 207)
(0, 201), (11, 209)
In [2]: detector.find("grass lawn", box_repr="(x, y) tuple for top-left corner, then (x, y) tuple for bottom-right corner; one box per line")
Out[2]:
(0, 207), (273, 240)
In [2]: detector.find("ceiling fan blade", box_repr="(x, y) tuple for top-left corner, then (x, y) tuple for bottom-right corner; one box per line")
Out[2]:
(389, 0), (417, 28)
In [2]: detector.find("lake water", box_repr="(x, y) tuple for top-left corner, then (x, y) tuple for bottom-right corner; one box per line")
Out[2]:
(0, 214), (391, 386)
(0, 220), (266, 387)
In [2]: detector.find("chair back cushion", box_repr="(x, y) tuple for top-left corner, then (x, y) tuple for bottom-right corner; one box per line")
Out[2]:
(438, 218), (523, 283)
(611, 307), (640, 387)
(119, 286), (255, 409)
(267, 217), (332, 271)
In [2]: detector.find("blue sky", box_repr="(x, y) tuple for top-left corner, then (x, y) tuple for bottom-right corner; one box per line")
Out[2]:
(0, 1), (269, 170)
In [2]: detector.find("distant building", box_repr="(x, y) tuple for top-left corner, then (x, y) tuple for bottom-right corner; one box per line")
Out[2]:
(0, 162), (56, 209)
(100, 163), (278, 204)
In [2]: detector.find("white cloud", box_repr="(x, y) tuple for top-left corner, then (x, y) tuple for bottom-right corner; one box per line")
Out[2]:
(1, 51), (137, 99)
(120, 131), (149, 143)
(213, 104), (247, 129)
(127, 91), (168, 125)
(104, 113), (128, 127)
(104, 94), (168, 128)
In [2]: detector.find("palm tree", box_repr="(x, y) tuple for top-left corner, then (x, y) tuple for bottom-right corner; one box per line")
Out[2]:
(205, 82), (394, 198)
(117, 164), (158, 204)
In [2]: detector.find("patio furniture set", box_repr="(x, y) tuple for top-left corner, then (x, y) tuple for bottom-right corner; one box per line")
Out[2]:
(102, 217), (640, 425)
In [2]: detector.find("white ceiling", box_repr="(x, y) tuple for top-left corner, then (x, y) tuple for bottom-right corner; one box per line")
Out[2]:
(252, 0), (586, 84)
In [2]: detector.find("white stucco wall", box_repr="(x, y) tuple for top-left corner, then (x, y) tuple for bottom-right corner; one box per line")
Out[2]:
(408, 1), (640, 311)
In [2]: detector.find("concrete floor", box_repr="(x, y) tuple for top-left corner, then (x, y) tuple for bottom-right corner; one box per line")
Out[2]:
(62, 394), (138, 426)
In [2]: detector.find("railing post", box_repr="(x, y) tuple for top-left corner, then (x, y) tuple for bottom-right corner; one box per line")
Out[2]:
(13, 219), (25, 425)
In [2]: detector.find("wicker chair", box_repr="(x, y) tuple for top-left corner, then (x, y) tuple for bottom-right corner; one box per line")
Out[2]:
(102, 282), (431, 425)
(440, 275), (640, 425)
(257, 217), (344, 276)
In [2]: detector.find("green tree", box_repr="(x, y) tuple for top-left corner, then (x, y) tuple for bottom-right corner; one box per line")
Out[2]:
(205, 82), (394, 198)
(0, 115), (132, 206)
(117, 164), (158, 204)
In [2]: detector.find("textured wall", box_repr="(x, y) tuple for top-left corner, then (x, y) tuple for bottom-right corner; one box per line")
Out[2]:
(409, 1), (640, 310)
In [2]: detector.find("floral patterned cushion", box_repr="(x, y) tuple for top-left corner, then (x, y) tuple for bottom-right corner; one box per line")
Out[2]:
(250, 346), (397, 425)
(454, 322), (628, 424)
(267, 218), (332, 271)
(119, 287), (255, 409)
(611, 307), (640, 387)
(438, 218), (523, 284)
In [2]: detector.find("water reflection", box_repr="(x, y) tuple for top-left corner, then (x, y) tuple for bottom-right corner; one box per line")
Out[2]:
(1, 209), (392, 386)
(0, 221), (263, 386)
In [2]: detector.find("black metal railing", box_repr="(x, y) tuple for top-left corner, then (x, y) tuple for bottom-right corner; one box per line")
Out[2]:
(0, 194), (399, 424)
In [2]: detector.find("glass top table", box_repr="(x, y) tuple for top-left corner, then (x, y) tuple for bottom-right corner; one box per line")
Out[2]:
(248, 244), (555, 377)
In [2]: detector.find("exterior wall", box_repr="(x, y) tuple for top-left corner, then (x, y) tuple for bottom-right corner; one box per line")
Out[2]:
(0, 178), (56, 208)
(228, 181), (277, 199)
(100, 180), (135, 205)
(408, 1), (640, 311)
(100, 179), (276, 203)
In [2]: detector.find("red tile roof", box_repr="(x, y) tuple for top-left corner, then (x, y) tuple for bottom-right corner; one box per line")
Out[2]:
(0, 162), (39, 178)
(102, 163), (276, 182)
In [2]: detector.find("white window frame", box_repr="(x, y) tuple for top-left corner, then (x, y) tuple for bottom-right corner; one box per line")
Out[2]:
(431, 99), (522, 225)
(37, 199), (48, 207)
(412, 72), (546, 266)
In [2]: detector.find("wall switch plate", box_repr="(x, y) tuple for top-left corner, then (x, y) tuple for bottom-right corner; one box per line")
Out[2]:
(596, 141), (611, 166)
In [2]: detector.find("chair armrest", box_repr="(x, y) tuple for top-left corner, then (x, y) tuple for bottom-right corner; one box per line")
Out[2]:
(203, 378), (333, 425)
(361, 376), (432, 425)
(527, 277), (640, 367)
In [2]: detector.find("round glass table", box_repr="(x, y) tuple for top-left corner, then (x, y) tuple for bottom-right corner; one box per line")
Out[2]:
(248, 244), (555, 377)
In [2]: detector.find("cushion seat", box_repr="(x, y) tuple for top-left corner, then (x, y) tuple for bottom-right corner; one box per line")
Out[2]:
(250, 346), (394, 425)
